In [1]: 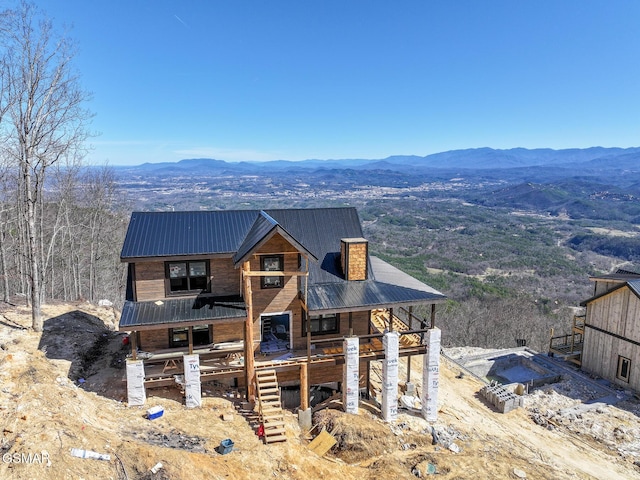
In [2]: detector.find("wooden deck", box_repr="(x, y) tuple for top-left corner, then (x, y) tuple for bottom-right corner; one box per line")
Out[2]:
(548, 314), (584, 366)
(139, 309), (427, 389)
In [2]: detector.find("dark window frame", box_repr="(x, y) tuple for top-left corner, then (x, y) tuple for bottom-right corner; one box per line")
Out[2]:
(165, 260), (210, 296)
(616, 355), (631, 383)
(261, 255), (284, 289)
(302, 311), (340, 336)
(169, 324), (212, 348)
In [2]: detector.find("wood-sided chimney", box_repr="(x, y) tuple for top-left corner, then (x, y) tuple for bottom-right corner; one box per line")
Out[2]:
(341, 238), (368, 281)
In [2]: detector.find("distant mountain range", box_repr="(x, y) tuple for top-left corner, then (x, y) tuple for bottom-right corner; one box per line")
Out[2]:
(111, 147), (640, 222)
(115, 147), (640, 175)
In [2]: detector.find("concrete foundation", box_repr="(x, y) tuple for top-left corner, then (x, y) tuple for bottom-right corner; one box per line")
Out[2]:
(298, 407), (312, 431)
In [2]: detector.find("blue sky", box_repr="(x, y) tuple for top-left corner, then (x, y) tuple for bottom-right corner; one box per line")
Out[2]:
(35, 1), (640, 165)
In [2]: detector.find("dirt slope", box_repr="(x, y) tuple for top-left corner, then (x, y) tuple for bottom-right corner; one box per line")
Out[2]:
(1, 302), (639, 479)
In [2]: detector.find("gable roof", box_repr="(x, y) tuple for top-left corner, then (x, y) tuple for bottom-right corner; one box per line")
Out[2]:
(120, 207), (446, 315)
(232, 210), (317, 266)
(121, 207), (366, 285)
(588, 268), (640, 283)
(581, 278), (640, 306)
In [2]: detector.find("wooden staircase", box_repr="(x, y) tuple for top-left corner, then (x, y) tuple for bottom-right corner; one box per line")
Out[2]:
(255, 369), (287, 444)
(371, 309), (422, 347)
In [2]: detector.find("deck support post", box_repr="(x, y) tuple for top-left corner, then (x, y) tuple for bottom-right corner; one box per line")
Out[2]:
(131, 330), (138, 360)
(430, 304), (436, 328)
(188, 326), (194, 355)
(306, 312), (311, 364)
(243, 261), (256, 403)
(300, 362), (309, 410)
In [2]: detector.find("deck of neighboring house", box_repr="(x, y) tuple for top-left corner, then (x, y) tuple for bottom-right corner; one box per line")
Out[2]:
(548, 314), (584, 366)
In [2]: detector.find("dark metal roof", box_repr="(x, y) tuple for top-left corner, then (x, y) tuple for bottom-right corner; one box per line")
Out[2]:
(121, 208), (366, 285)
(306, 280), (447, 314)
(121, 210), (259, 259)
(589, 269), (640, 282)
(266, 208), (368, 284)
(119, 296), (246, 330)
(232, 211), (318, 266)
(233, 211), (278, 264)
(120, 207), (447, 316)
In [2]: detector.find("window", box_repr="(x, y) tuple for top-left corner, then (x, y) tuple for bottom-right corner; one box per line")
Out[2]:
(617, 355), (631, 383)
(261, 255), (284, 289)
(170, 325), (211, 348)
(303, 312), (340, 336)
(166, 261), (209, 294)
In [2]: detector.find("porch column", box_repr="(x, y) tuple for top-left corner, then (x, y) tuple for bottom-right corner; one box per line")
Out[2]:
(407, 307), (413, 383)
(300, 362), (309, 410)
(306, 311), (311, 364)
(243, 261), (256, 403)
(188, 326), (194, 354)
(130, 330), (138, 360)
(430, 304), (436, 328)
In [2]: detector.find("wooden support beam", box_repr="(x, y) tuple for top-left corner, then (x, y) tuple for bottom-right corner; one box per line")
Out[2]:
(407, 355), (412, 383)
(431, 304), (436, 329)
(188, 326), (194, 355)
(348, 312), (353, 337)
(243, 261), (256, 403)
(131, 330), (138, 360)
(300, 362), (309, 410)
(242, 271), (308, 277)
(389, 308), (394, 331)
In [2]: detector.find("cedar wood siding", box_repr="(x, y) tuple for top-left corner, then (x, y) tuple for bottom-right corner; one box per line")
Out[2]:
(132, 256), (243, 349)
(138, 319), (244, 350)
(133, 257), (240, 302)
(582, 286), (640, 390)
(249, 233), (302, 345)
(130, 231), (374, 358)
(138, 329), (169, 350)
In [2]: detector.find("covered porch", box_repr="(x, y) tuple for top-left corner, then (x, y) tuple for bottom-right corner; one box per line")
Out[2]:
(128, 304), (435, 396)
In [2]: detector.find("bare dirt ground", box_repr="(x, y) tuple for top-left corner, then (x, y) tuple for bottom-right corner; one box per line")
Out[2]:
(1, 302), (640, 479)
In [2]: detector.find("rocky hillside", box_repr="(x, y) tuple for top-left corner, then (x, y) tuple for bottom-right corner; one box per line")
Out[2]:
(1, 302), (639, 479)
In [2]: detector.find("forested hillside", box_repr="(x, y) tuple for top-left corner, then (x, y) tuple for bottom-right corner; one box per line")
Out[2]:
(0, 4), (129, 331)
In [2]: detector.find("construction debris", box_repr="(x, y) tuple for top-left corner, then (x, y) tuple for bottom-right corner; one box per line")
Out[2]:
(479, 383), (524, 413)
(69, 448), (111, 461)
(307, 429), (337, 457)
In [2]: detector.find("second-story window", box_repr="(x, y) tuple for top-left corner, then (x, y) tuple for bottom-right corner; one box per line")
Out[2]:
(166, 260), (209, 294)
(261, 255), (284, 289)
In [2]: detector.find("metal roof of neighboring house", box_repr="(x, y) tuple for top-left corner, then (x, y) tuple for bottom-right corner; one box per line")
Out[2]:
(627, 279), (640, 297)
(588, 268), (640, 282)
(119, 296), (246, 330)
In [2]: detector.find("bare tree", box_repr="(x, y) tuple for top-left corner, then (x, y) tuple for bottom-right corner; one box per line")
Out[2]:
(4, 2), (92, 330)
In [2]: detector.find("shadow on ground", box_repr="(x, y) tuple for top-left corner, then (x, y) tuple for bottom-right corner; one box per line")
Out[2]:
(38, 310), (129, 401)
